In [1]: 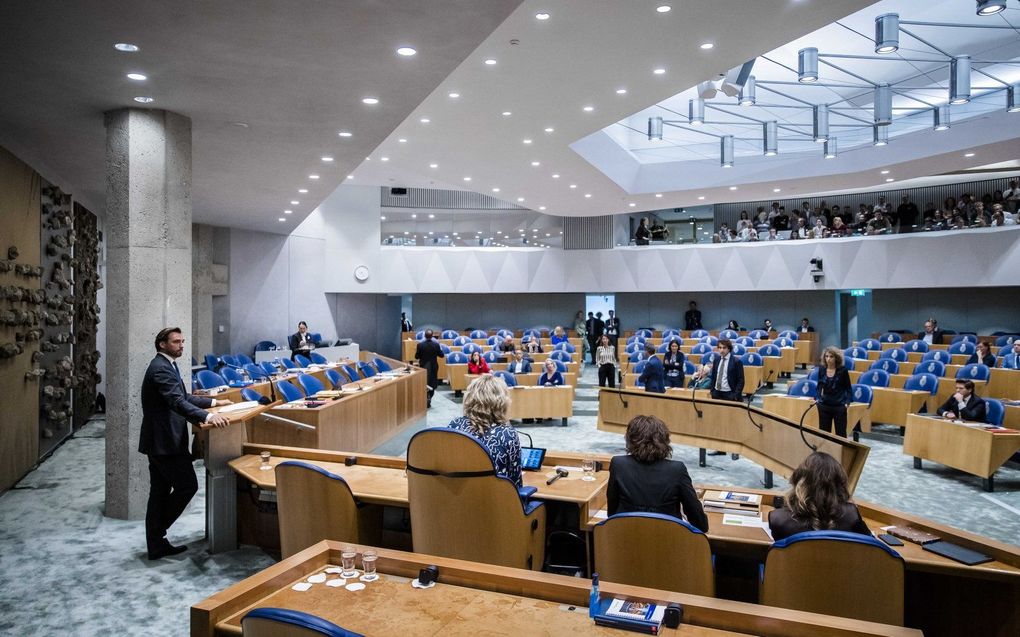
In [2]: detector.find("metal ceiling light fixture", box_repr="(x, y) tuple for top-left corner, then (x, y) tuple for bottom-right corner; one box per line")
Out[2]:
(720, 135), (734, 167)
(763, 121), (778, 156)
(689, 98), (705, 125)
(738, 76), (756, 106)
(875, 13), (899, 54)
(976, 0), (1007, 16)
(874, 84), (892, 126)
(873, 125), (889, 146)
(823, 138), (837, 159)
(647, 116), (663, 140)
(798, 47), (819, 83)
(933, 105), (950, 131)
(1007, 84), (1019, 113)
(949, 56), (971, 104)
(813, 104), (829, 143)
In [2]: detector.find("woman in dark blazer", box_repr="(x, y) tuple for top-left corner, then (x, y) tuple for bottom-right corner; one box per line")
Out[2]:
(967, 341), (996, 368)
(607, 415), (708, 532)
(768, 451), (870, 540)
(662, 340), (686, 389)
(816, 346), (853, 437)
(537, 359), (564, 386)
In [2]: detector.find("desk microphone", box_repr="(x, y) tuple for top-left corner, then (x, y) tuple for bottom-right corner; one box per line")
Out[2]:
(546, 468), (568, 485)
(224, 361), (278, 404)
(798, 401), (819, 451)
(744, 369), (774, 432)
(518, 431), (534, 447)
(690, 384), (703, 418)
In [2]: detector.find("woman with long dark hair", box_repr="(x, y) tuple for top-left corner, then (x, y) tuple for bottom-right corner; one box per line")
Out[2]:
(816, 346), (852, 437)
(767, 451), (870, 540)
(662, 339), (686, 389)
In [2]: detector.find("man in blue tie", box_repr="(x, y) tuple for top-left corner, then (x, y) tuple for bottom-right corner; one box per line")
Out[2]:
(1003, 340), (1020, 369)
(139, 327), (231, 560)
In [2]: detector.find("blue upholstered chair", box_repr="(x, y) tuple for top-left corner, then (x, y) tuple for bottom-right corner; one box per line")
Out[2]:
(921, 350), (951, 364)
(253, 340), (277, 352)
(661, 329), (681, 340)
(441, 329), (459, 340)
(736, 336), (755, 347)
(879, 348), (907, 362)
(748, 329), (768, 340)
(554, 342), (576, 353)
(594, 512), (714, 596)
(486, 335), (501, 347)
(244, 363), (268, 380)
(627, 351), (644, 363)
(309, 352), (328, 365)
(869, 358), (899, 374)
(774, 337), (795, 348)
(778, 330), (799, 340)
(220, 367), (242, 383)
(277, 357), (296, 370)
(236, 354), (255, 366)
(741, 352), (763, 367)
(986, 399), (1005, 426)
(204, 354), (219, 371)
(859, 338), (881, 351)
(373, 357), (392, 372)
(625, 342), (644, 355)
(731, 343), (748, 356)
(956, 363), (990, 382)
(293, 354), (313, 368)
(948, 341), (976, 356)
(859, 369), (890, 388)
(851, 384), (873, 406)
(297, 373), (325, 396)
(691, 329), (709, 339)
(999, 344), (1015, 357)
(324, 368), (345, 389)
(452, 335), (471, 346)
(758, 344), (781, 358)
(309, 333), (322, 345)
(788, 379), (817, 398)
(635, 329), (653, 339)
(446, 352), (468, 364)
(241, 608), (363, 637)
(880, 332), (903, 343)
(549, 350), (572, 362)
(439, 344), (452, 355)
(843, 347), (868, 361)
(719, 329), (739, 340)
(493, 370), (517, 387)
(656, 342), (671, 354)
(482, 351), (502, 364)
(951, 334), (977, 345)
(550, 360), (568, 373)
(196, 370), (226, 390)
(342, 364), (361, 381)
(684, 360), (697, 375)
(496, 329), (514, 339)
(904, 373), (939, 395)
(469, 329), (488, 339)
(915, 360), (946, 377)
(700, 335), (719, 346)
(462, 343), (483, 355)
(276, 380), (304, 402)
(700, 352), (717, 366)
(240, 388), (263, 403)
(994, 334), (1018, 348)
(357, 361), (377, 378)
(221, 354), (240, 367)
(414, 330), (426, 340)
(259, 361), (279, 376)
(691, 343), (712, 355)
(632, 360), (647, 375)
(903, 339), (929, 353)
(804, 367), (820, 382)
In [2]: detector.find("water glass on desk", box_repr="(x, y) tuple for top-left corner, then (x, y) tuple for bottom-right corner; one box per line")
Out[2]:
(361, 549), (378, 582)
(259, 451), (272, 471)
(341, 545), (358, 578)
(582, 456), (596, 482)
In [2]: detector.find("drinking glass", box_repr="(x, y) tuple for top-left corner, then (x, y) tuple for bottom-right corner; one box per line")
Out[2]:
(341, 546), (358, 578)
(581, 456), (596, 482)
(361, 549), (378, 582)
(259, 450), (272, 471)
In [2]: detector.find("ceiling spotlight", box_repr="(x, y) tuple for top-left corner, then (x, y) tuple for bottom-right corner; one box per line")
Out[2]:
(949, 56), (971, 104)
(126, 73), (147, 81)
(656, 5), (671, 12)
(798, 48), (818, 83)
(823, 138), (837, 159)
(523, 138), (532, 144)
(428, 214), (435, 219)
(584, 194), (592, 198)
(698, 196), (706, 200)
(298, 189), (308, 193)
(535, 12), (550, 20)
(411, 214), (417, 219)
(653, 68), (666, 75)
(380, 157), (389, 162)
(278, 218), (286, 222)
(933, 105), (950, 131)
(552, 174), (560, 178)
(881, 170), (890, 175)
(976, 0), (1007, 16)
(429, 163), (438, 168)
(648, 116), (663, 141)
(492, 187), (500, 192)
(463, 176), (471, 181)
(309, 174), (320, 179)
(502, 111), (512, 116)
(531, 161), (541, 166)
(544, 127), (554, 133)
(448, 92), (460, 98)
(720, 135), (734, 168)
(813, 104), (829, 142)
(689, 98), (705, 125)
(518, 197), (525, 202)
(114, 43), (140, 52)
(396, 47), (417, 56)
(773, 189), (781, 193)
(338, 131), (352, 137)
(346, 175), (354, 179)
(539, 206), (547, 211)
(361, 97), (379, 104)
(284, 210), (293, 214)
(886, 178), (895, 182)
(738, 76), (756, 106)
(729, 186), (738, 191)
(763, 121), (778, 156)
(874, 84), (892, 126)
(965, 152), (975, 157)
(569, 184), (577, 188)
(583, 105), (595, 112)
(699, 43), (714, 50)
(484, 58), (497, 65)
(419, 118), (430, 123)
(321, 156), (334, 162)
(1008, 84), (1020, 113)
(616, 88), (628, 95)
(873, 125), (889, 146)
(875, 14), (899, 54)
(629, 203), (636, 207)
(655, 193), (663, 198)
(398, 138), (407, 143)
(290, 200), (300, 205)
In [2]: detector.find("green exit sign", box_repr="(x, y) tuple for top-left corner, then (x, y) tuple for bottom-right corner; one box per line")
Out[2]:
(849, 289), (869, 297)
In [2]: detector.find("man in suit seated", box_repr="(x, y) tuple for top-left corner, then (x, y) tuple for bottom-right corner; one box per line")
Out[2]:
(710, 339), (744, 402)
(1002, 340), (1020, 369)
(141, 327), (232, 560)
(637, 344), (665, 393)
(498, 335), (517, 359)
(507, 350), (532, 375)
(918, 318), (944, 345)
(936, 379), (987, 423)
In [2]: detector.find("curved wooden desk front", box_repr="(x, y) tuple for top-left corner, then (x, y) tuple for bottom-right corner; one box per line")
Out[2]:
(597, 387), (869, 493)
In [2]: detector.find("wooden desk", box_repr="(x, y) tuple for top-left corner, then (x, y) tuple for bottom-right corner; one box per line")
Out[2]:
(507, 385), (575, 425)
(902, 413), (1020, 491)
(446, 364), (577, 392)
(761, 395), (872, 434)
(622, 366), (766, 393)
(597, 388), (869, 493)
(192, 540), (921, 637)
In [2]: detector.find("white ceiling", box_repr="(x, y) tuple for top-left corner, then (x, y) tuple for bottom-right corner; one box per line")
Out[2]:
(0, 0), (520, 234)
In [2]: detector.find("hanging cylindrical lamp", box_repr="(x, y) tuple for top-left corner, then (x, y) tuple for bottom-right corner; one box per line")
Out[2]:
(933, 105), (950, 131)
(874, 84), (892, 126)
(798, 47), (819, 83)
(648, 116), (663, 141)
(949, 56), (971, 105)
(813, 104), (829, 143)
(823, 138), (837, 159)
(763, 121), (778, 156)
(720, 135), (734, 168)
(1006, 83), (1019, 113)
(976, 1), (1007, 16)
(873, 125), (889, 146)
(739, 76), (756, 106)
(875, 13), (899, 54)
(689, 98), (705, 125)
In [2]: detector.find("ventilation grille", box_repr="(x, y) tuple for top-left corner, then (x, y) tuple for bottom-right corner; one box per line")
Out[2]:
(564, 215), (614, 250)
(380, 187), (525, 209)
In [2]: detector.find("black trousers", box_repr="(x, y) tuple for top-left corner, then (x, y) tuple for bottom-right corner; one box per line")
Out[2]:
(710, 389), (741, 402)
(817, 403), (848, 438)
(598, 363), (616, 388)
(145, 453), (198, 552)
(587, 337), (599, 362)
(665, 374), (685, 389)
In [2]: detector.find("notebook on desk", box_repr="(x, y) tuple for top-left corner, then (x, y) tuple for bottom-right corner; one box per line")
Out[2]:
(923, 540), (994, 566)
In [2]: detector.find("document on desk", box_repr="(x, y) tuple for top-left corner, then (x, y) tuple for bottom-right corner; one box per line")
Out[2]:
(722, 513), (773, 539)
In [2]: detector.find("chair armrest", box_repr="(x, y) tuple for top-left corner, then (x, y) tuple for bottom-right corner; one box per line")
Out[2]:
(518, 486), (538, 500)
(523, 499), (545, 516)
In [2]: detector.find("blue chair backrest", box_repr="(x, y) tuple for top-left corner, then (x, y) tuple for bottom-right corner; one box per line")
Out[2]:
(240, 388), (262, 403)
(259, 361), (278, 376)
(277, 357), (296, 369)
(497, 329), (514, 339)
(236, 354), (255, 366)
(276, 380), (304, 401)
(656, 342), (671, 354)
(999, 344), (1015, 357)
(626, 334), (646, 345)
(691, 343), (712, 355)
(741, 352), (763, 366)
(768, 529), (902, 559)
(806, 367), (819, 381)
(736, 336), (755, 347)
(242, 607), (363, 637)
(904, 372), (939, 395)
(204, 354), (219, 371)
(922, 350), (950, 364)
(843, 346), (867, 360)
(870, 359), (899, 374)
(788, 379), (817, 398)
(903, 339), (929, 353)
(916, 360), (946, 376)
(985, 399), (1005, 426)
(297, 373), (325, 395)
(880, 332), (902, 343)
(462, 343), (483, 354)
(774, 337), (794, 348)
(700, 335), (719, 346)
(244, 363), (267, 379)
(879, 348), (907, 362)
(851, 383), (873, 405)
(342, 364), (361, 381)
(524, 328), (543, 338)
(486, 335), (500, 346)
(446, 352), (468, 364)
(324, 368), (344, 389)
(662, 329), (681, 340)
(859, 339), (881, 351)
(628, 351), (644, 363)
(778, 331), (799, 340)
(632, 360), (647, 375)
(309, 352), (328, 365)
(719, 329), (738, 340)
(373, 357), (392, 372)
(684, 360), (697, 375)
(220, 367), (242, 383)
(520, 334), (533, 344)
(470, 329), (488, 339)
(700, 352), (718, 365)
(951, 334), (977, 345)
(357, 361), (377, 377)
(415, 330), (426, 340)
(956, 363), (990, 382)
(441, 330), (459, 340)
(748, 329), (767, 340)
(554, 341), (576, 353)
(731, 343), (747, 356)
(221, 354), (240, 367)
(480, 351), (500, 363)
(994, 334), (1018, 348)
(635, 329), (653, 338)
(860, 369), (890, 388)
(948, 341), (976, 356)
(309, 333), (322, 345)
(293, 354), (312, 367)
(451, 336), (471, 346)
(759, 344), (781, 357)
(439, 344), (452, 355)
(549, 350), (572, 362)
(196, 370), (226, 389)
(254, 340), (277, 352)
(691, 329), (709, 338)
(625, 342), (644, 354)
(551, 360), (568, 373)
(493, 370), (517, 387)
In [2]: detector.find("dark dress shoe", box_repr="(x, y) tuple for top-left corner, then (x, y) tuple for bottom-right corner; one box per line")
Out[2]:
(707, 450), (726, 456)
(148, 543), (187, 560)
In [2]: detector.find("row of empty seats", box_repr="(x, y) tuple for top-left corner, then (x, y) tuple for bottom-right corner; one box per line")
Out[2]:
(875, 332), (1018, 347)
(856, 337), (1016, 357)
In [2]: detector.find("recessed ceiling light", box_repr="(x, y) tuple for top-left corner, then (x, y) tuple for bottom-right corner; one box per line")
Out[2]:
(584, 193), (592, 198)
(880, 170), (889, 174)
(338, 131), (352, 137)
(448, 92), (460, 98)
(298, 189), (308, 193)
(230, 122), (249, 128)
(428, 214), (435, 219)
(539, 206), (547, 211)
(492, 187), (500, 192)
(535, 12), (550, 20)
(309, 174), (320, 179)
(552, 174), (560, 179)
(321, 156), (334, 162)
(502, 111), (512, 116)
(886, 178), (895, 182)
(583, 105), (595, 112)
(484, 58), (497, 65)
(126, 73), (147, 81)
(361, 97), (379, 105)
(698, 196), (706, 200)
(396, 46), (417, 56)
(653, 68), (666, 75)
(346, 175), (354, 179)
(114, 43), (140, 52)
(133, 96), (154, 103)
(381, 216), (387, 221)
(463, 176), (471, 181)
(290, 200), (300, 205)
(729, 186), (738, 190)
(284, 210), (293, 214)
(544, 127), (555, 133)
(616, 88), (627, 95)
(655, 193), (663, 198)
(964, 152), (975, 157)
(518, 197), (525, 202)
(773, 188), (781, 193)
(380, 157), (389, 162)
(531, 161), (541, 166)
(569, 184), (577, 189)
(523, 138), (532, 144)
(398, 138), (407, 143)
(411, 214), (417, 219)
(700, 42), (714, 50)
(419, 117), (430, 124)
(629, 203), (636, 207)
(429, 163), (438, 168)
(657, 5), (672, 13)
(278, 218), (286, 222)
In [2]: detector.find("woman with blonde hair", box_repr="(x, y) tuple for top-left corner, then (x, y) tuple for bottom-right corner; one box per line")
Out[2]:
(768, 452), (870, 540)
(447, 374), (522, 488)
(816, 346), (852, 437)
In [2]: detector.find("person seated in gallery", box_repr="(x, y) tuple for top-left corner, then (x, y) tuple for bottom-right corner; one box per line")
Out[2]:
(606, 415), (708, 532)
(767, 451), (871, 541)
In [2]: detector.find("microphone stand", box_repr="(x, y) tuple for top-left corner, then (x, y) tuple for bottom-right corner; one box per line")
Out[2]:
(745, 369), (775, 432)
(798, 401), (819, 452)
(518, 430), (534, 447)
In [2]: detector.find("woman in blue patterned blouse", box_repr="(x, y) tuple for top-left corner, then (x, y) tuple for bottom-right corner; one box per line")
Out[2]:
(448, 374), (523, 488)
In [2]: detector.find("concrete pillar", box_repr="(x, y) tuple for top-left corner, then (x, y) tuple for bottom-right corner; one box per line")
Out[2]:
(104, 108), (193, 520)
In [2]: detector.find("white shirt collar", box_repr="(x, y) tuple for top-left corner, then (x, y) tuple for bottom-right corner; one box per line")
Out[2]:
(158, 352), (177, 364)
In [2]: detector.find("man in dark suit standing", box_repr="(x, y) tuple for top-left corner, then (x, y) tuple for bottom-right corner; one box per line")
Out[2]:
(918, 318), (944, 346)
(604, 310), (621, 352)
(414, 329), (444, 408)
(400, 312), (413, 333)
(710, 339), (744, 402)
(684, 301), (702, 331)
(140, 327), (231, 560)
(585, 312), (597, 364)
(638, 344), (665, 393)
(936, 380), (987, 422)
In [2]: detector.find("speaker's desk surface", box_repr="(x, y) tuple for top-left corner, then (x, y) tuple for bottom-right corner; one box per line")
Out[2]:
(761, 394), (873, 434)
(192, 540), (920, 637)
(902, 413), (1020, 491)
